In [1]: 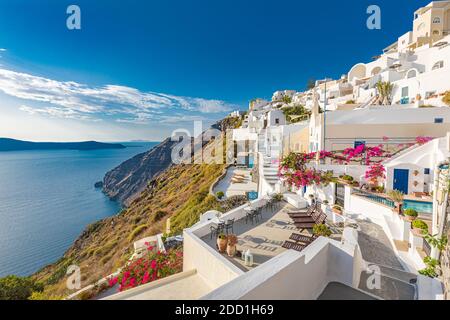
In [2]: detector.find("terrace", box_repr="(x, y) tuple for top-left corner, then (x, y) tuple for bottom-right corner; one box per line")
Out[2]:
(199, 199), (343, 271)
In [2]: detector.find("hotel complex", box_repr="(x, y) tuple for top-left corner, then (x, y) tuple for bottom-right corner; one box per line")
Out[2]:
(67, 1), (450, 300)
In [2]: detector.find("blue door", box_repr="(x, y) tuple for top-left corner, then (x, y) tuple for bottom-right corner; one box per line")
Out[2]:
(393, 169), (409, 194)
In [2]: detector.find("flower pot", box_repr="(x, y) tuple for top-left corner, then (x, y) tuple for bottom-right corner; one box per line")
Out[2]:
(412, 227), (426, 237)
(217, 238), (228, 253)
(226, 244), (236, 257)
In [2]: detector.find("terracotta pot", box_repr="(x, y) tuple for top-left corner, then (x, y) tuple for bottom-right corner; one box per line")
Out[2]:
(226, 244), (237, 257)
(412, 227), (426, 237)
(217, 238), (228, 253)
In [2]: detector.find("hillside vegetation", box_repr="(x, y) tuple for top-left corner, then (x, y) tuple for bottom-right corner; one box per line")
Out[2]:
(30, 120), (244, 298)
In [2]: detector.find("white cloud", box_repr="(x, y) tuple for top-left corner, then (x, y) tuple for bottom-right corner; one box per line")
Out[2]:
(0, 67), (237, 124)
(0, 48), (6, 52)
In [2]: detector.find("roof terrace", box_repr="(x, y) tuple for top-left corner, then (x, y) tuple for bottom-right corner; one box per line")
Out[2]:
(199, 199), (343, 271)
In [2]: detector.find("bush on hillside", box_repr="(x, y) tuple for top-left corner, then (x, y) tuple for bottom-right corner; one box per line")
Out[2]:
(0, 275), (44, 300)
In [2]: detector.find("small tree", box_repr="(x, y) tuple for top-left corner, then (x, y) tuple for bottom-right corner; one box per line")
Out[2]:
(375, 81), (394, 105)
(282, 95), (292, 104)
(442, 91), (450, 106)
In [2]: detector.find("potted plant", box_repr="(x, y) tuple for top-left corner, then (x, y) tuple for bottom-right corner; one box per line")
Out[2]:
(313, 224), (332, 237)
(217, 233), (228, 253)
(412, 219), (428, 236)
(226, 234), (238, 257)
(332, 205), (343, 215)
(403, 208), (418, 222)
(387, 190), (404, 214)
(216, 191), (225, 200)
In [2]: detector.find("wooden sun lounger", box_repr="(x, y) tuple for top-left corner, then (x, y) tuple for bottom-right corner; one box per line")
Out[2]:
(282, 241), (306, 252)
(294, 222), (316, 230)
(288, 204), (316, 216)
(291, 216), (316, 223)
(315, 213), (327, 225)
(289, 233), (318, 244)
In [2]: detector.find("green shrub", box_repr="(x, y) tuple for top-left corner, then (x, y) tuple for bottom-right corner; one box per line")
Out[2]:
(0, 275), (44, 300)
(341, 174), (353, 182)
(153, 210), (167, 222)
(272, 193), (283, 202)
(218, 233), (227, 240)
(28, 291), (63, 300)
(412, 219), (428, 231)
(419, 266), (438, 278)
(345, 100), (356, 104)
(313, 224), (332, 237)
(442, 91), (450, 106)
(216, 191), (225, 199)
(403, 208), (418, 217)
(128, 224), (148, 242)
(387, 189), (404, 203)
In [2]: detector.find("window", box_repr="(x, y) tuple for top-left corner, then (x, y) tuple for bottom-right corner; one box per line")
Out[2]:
(275, 118), (280, 125)
(354, 141), (366, 148)
(432, 60), (444, 70)
(433, 17), (441, 24)
(424, 168), (430, 174)
(434, 118), (444, 123)
(433, 30), (440, 35)
(401, 86), (409, 97)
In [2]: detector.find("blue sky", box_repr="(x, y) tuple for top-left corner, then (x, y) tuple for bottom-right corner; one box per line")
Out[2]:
(0, 0), (428, 141)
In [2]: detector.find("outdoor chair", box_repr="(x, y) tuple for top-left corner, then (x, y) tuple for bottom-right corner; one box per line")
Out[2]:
(282, 241), (306, 252)
(289, 233), (318, 244)
(210, 222), (225, 239)
(224, 218), (235, 234)
(245, 210), (256, 224)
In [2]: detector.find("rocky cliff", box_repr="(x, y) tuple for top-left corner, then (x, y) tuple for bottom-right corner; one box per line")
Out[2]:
(102, 138), (177, 206)
(102, 116), (243, 206)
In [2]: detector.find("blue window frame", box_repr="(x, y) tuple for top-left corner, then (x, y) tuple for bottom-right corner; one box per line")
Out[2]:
(424, 168), (430, 174)
(354, 141), (366, 148)
(434, 118), (443, 123)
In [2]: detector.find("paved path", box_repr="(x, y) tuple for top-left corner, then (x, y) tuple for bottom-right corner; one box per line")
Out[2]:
(356, 219), (404, 270)
(355, 219), (417, 300)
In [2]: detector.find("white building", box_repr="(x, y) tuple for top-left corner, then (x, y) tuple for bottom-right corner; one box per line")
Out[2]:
(384, 132), (450, 195)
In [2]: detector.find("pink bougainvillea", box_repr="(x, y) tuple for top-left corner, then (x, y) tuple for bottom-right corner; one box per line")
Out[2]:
(364, 163), (386, 184)
(279, 136), (428, 188)
(108, 246), (183, 292)
(415, 136), (433, 145)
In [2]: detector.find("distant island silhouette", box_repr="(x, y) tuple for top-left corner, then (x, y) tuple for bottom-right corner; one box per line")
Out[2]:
(0, 138), (126, 151)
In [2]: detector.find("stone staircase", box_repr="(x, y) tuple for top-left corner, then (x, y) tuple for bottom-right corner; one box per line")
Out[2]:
(262, 159), (279, 186)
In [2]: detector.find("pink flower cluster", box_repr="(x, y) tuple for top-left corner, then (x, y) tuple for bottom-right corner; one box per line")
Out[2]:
(415, 136), (433, 145)
(365, 163), (386, 184)
(107, 246), (183, 292)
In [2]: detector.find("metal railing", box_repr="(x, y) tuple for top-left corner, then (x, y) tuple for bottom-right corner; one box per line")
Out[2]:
(423, 238), (432, 257)
(352, 189), (395, 208)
